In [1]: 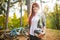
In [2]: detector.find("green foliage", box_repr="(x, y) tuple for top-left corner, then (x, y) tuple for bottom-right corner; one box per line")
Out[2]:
(0, 0), (7, 14)
(22, 10), (28, 27)
(8, 11), (28, 30)
(46, 13), (57, 29)
(8, 13), (20, 30)
(0, 14), (6, 29)
(46, 4), (60, 29)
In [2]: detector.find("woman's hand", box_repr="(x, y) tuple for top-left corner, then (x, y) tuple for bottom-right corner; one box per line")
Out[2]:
(38, 27), (45, 38)
(38, 27), (46, 38)
(38, 33), (44, 38)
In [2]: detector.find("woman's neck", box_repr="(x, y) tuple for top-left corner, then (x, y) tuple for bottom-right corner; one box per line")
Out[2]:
(33, 12), (36, 16)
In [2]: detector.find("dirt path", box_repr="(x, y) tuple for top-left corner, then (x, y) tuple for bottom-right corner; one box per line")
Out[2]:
(45, 29), (60, 40)
(17, 29), (60, 40)
(0, 29), (60, 40)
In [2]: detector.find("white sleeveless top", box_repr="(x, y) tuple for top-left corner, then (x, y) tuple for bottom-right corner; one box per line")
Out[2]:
(30, 13), (40, 36)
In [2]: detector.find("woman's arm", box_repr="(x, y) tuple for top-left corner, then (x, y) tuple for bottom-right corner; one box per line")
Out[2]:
(41, 14), (46, 34)
(38, 14), (46, 38)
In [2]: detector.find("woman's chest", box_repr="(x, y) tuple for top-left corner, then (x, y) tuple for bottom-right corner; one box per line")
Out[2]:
(31, 15), (40, 24)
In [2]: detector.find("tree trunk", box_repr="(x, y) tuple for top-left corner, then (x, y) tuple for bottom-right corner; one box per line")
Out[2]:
(5, 0), (10, 30)
(26, 0), (30, 16)
(20, 2), (22, 27)
(56, 4), (59, 29)
(19, 0), (22, 27)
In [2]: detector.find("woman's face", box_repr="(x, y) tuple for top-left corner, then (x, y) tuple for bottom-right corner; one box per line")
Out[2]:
(33, 5), (39, 13)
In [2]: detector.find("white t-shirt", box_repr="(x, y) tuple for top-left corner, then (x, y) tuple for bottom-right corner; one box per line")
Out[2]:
(30, 13), (40, 36)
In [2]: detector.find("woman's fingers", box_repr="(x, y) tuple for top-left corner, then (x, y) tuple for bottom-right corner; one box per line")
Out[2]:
(38, 34), (44, 38)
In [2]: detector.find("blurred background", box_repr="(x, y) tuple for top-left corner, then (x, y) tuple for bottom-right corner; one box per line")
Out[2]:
(0, 0), (60, 40)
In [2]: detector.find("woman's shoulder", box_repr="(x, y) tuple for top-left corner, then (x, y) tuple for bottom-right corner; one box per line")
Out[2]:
(37, 12), (42, 17)
(38, 11), (45, 16)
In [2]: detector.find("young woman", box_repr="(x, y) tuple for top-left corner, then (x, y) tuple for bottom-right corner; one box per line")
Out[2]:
(28, 3), (46, 40)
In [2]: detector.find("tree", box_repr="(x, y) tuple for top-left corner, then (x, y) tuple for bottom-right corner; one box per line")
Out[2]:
(5, 0), (10, 30)
(18, 0), (23, 27)
(54, 3), (60, 29)
(26, 0), (30, 16)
